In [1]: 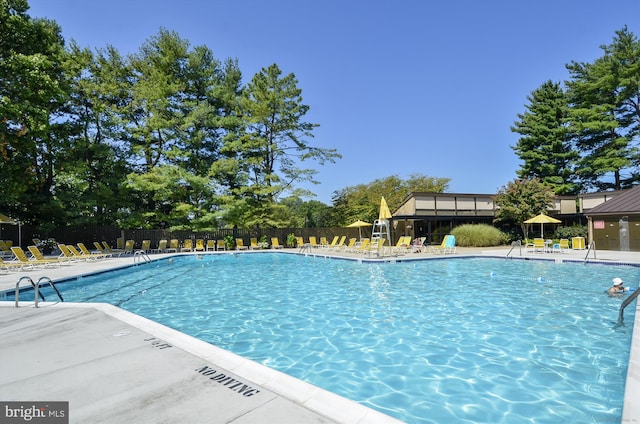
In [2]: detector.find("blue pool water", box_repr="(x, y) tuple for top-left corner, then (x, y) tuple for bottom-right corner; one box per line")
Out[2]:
(9, 253), (639, 423)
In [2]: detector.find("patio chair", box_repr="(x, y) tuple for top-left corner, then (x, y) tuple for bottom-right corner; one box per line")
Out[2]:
(331, 235), (347, 250)
(326, 236), (339, 248)
(166, 239), (179, 253)
(12, 246), (60, 267)
(216, 239), (226, 251)
(206, 240), (216, 251)
(428, 236), (449, 254)
(271, 237), (284, 249)
(150, 239), (167, 253)
(77, 242), (110, 259)
(343, 238), (357, 251)
(194, 239), (205, 252)
(27, 245), (69, 265)
(181, 239), (193, 252)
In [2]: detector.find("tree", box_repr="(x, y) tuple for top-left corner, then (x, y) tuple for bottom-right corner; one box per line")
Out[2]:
(55, 43), (133, 225)
(0, 0), (70, 229)
(240, 64), (340, 200)
(331, 174), (450, 225)
(511, 81), (579, 195)
(565, 27), (640, 191)
(493, 178), (556, 240)
(113, 29), (239, 229)
(219, 63), (341, 228)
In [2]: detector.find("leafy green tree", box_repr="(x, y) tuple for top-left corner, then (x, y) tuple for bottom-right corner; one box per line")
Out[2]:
(54, 43), (133, 225)
(110, 29), (239, 229)
(0, 0), (70, 229)
(565, 27), (640, 191)
(220, 64), (341, 227)
(493, 178), (556, 240)
(511, 81), (579, 195)
(331, 174), (450, 225)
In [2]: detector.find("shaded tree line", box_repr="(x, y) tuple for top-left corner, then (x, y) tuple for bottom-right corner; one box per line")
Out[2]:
(512, 26), (640, 195)
(1, 1), (341, 232)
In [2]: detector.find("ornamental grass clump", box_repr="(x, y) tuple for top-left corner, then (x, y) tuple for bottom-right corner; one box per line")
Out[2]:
(451, 224), (509, 247)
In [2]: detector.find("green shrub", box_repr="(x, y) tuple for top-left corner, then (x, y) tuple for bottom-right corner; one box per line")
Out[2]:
(554, 225), (587, 240)
(451, 224), (509, 247)
(223, 235), (235, 249)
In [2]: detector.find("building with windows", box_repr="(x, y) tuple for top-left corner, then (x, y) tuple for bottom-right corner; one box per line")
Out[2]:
(391, 189), (630, 247)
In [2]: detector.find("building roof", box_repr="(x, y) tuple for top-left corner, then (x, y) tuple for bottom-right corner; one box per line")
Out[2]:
(586, 185), (640, 215)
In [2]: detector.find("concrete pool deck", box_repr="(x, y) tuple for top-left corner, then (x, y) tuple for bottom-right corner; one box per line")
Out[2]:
(1, 247), (639, 423)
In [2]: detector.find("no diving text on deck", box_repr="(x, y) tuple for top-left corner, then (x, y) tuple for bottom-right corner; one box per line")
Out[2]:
(195, 366), (261, 397)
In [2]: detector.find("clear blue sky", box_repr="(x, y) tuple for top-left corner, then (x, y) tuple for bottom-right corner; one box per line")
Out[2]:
(26, 0), (640, 204)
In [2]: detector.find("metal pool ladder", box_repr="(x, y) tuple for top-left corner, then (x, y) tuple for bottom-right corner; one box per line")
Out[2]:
(584, 241), (597, 263)
(133, 250), (151, 264)
(506, 240), (522, 258)
(617, 288), (640, 326)
(298, 244), (312, 254)
(14, 276), (64, 308)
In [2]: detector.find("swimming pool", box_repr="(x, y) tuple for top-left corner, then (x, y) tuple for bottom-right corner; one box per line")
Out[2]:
(9, 253), (639, 423)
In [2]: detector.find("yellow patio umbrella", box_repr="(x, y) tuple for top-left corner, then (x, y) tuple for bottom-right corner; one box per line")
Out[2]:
(347, 219), (372, 239)
(524, 213), (561, 238)
(0, 213), (15, 224)
(379, 196), (392, 220)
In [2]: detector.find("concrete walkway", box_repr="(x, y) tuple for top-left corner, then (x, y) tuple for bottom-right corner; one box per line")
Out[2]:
(1, 247), (639, 423)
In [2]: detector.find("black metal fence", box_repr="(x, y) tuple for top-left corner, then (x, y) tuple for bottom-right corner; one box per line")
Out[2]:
(0, 224), (377, 250)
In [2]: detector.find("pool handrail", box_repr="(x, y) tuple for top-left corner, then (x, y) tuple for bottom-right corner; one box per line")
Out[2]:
(617, 287), (640, 326)
(584, 241), (597, 263)
(506, 240), (521, 258)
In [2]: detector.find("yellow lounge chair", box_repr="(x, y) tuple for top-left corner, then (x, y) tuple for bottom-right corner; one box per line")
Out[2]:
(101, 241), (124, 256)
(271, 237), (284, 249)
(12, 246), (60, 267)
(391, 236), (411, 254)
(250, 238), (260, 249)
(121, 239), (135, 255)
(559, 239), (569, 252)
(531, 238), (546, 253)
(367, 238), (386, 255)
(140, 240), (151, 252)
(331, 236), (347, 250)
(206, 240), (216, 251)
(77, 242), (110, 259)
(326, 236), (339, 248)
(181, 239), (193, 252)
(343, 238), (357, 251)
(429, 235), (453, 254)
(308, 236), (319, 248)
(216, 239), (226, 251)
(66, 244), (101, 261)
(319, 237), (329, 247)
(0, 240), (13, 258)
(295, 236), (305, 247)
(235, 238), (249, 250)
(150, 239), (167, 253)
(166, 239), (179, 253)
(0, 256), (29, 272)
(353, 238), (371, 253)
(58, 244), (83, 262)
(194, 239), (205, 252)
(28, 245), (70, 265)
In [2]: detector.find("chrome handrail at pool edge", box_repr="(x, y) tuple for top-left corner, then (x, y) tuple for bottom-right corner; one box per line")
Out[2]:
(506, 240), (522, 258)
(617, 288), (640, 327)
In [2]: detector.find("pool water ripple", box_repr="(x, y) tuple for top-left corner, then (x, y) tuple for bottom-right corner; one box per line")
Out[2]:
(21, 253), (640, 423)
